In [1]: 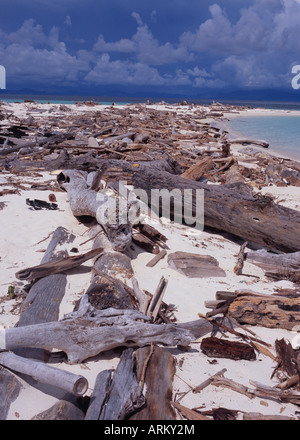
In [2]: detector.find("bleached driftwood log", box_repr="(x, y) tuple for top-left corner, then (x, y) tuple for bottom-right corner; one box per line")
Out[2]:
(58, 169), (133, 252)
(0, 304), (214, 364)
(246, 249), (300, 282)
(0, 352), (88, 396)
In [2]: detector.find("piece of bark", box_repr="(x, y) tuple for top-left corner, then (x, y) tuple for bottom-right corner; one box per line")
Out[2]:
(200, 337), (256, 361)
(15, 247), (103, 282)
(83, 272), (137, 311)
(132, 232), (160, 254)
(0, 366), (23, 420)
(1, 305), (213, 364)
(275, 338), (298, 377)
(99, 349), (145, 420)
(234, 241), (248, 275)
(85, 369), (112, 420)
(228, 293), (300, 330)
(0, 351), (88, 396)
(168, 252), (226, 278)
(181, 157), (214, 181)
(130, 346), (176, 420)
(133, 223), (168, 247)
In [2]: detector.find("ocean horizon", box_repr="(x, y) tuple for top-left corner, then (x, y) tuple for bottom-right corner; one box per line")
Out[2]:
(1, 93), (300, 161)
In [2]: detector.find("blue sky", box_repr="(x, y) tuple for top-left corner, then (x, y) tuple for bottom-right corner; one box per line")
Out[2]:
(1, 0), (300, 99)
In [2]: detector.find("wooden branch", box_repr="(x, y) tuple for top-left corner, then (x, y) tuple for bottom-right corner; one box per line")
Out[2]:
(147, 276), (168, 321)
(234, 241), (248, 275)
(0, 352), (88, 396)
(15, 247), (103, 281)
(1, 306), (213, 364)
(131, 277), (151, 315)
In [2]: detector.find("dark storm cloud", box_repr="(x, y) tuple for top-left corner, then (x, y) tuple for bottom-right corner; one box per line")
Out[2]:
(0, 0), (299, 94)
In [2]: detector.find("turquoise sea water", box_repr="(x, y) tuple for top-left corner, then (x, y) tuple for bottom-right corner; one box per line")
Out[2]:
(228, 114), (300, 161)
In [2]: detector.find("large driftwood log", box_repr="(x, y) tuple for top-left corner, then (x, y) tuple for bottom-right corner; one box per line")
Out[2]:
(0, 305), (214, 364)
(127, 165), (300, 252)
(246, 249), (300, 282)
(0, 352), (88, 396)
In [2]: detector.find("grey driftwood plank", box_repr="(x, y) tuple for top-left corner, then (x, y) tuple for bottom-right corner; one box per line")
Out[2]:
(99, 349), (145, 420)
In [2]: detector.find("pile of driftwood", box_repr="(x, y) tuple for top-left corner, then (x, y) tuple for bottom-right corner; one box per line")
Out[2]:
(1, 100), (300, 420)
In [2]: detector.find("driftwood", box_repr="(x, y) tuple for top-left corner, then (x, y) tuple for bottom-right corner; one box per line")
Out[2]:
(200, 337), (256, 361)
(228, 138), (269, 148)
(123, 164), (300, 252)
(58, 169), (133, 252)
(85, 369), (112, 420)
(31, 395), (87, 420)
(99, 349), (145, 420)
(168, 252), (226, 278)
(0, 367), (23, 420)
(227, 292), (300, 330)
(131, 346), (176, 420)
(246, 249), (300, 282)
(15, 247), (103, 282)
(146, 250), (167, 268)
(0, 352), (88, 397)
(181, 157), (214, 181)
(0, 305), (214, 364)
(234, 241), (248, 275)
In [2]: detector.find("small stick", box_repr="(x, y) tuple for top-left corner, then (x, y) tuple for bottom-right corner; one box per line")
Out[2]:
(146, 250), (167, 268)
(234, 241), (248, 275)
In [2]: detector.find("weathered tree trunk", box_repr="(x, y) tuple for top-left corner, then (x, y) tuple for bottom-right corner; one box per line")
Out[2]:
(58, 169), (132, 252)
(0, 306), (214, 364)
(246, 249), (300, 282)
(128, 166), (300, 252)
(85, 370), (113, 420)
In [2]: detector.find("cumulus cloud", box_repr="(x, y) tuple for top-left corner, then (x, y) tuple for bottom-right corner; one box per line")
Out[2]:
(93, 11), (192, 66)
(1, 1), (300, 92)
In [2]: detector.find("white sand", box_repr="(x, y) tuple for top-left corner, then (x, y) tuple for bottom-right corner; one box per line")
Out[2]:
(0, 101), (300, 420)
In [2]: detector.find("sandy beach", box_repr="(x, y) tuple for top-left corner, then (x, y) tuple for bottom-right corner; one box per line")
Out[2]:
(0, 100), (300, 422)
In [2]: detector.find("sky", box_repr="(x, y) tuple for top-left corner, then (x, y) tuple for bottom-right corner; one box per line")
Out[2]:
(1, 0), (300, 100)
